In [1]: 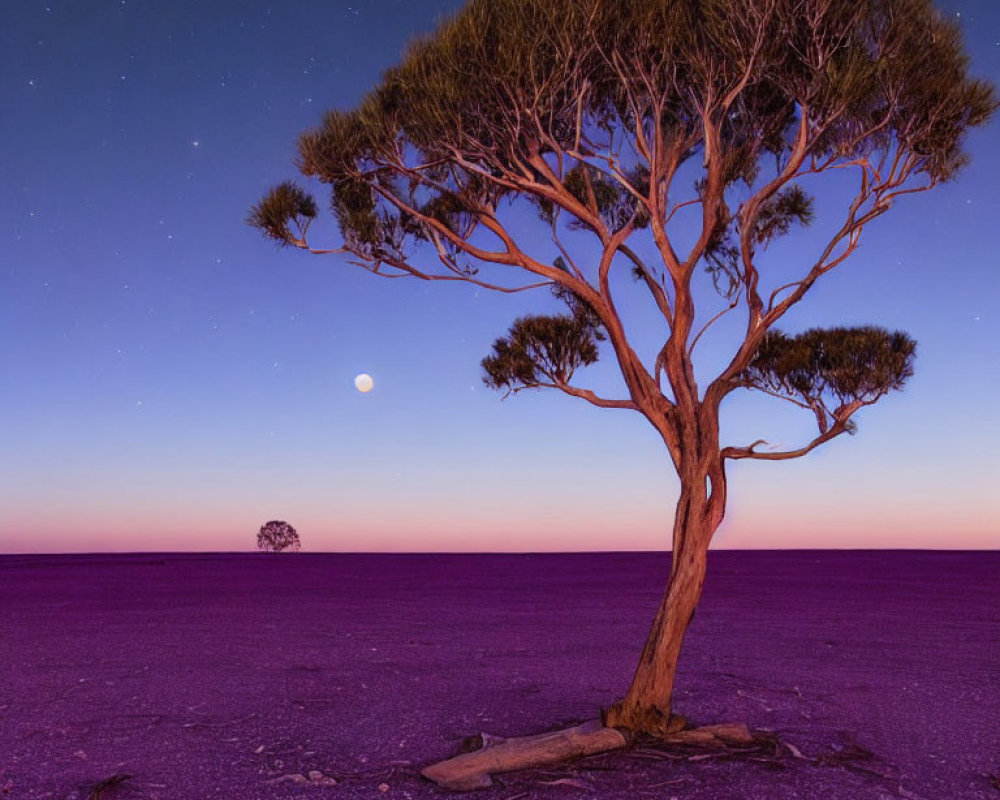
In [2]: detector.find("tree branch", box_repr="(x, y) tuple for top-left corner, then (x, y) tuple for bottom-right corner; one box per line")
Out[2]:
(704, 149), (930, 415)
(722, 423), (848, 461)
(290, 236), (552, 294)
(688, 297), (739, 356)
(512, 381), (637, 411)
(619, 243), (673, 327)
(736, 111), (813, 328)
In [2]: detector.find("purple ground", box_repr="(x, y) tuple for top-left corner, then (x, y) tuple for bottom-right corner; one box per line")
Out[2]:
(1, 551), (997, 799)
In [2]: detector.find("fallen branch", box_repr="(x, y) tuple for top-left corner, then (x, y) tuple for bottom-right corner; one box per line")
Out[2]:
(421, 720), (630, 790)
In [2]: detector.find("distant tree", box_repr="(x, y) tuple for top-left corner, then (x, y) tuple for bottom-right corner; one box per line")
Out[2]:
(257, 520), (301, 553)
(250, 0), (994, 777)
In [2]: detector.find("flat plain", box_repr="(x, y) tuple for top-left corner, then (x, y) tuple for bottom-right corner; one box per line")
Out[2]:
(1, 551), (997, 799)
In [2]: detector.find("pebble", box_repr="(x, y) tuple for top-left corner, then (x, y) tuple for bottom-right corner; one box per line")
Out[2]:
(267, 770), (337, 787)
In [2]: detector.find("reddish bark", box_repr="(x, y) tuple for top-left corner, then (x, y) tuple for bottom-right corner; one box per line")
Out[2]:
(604, 453), (723, 734)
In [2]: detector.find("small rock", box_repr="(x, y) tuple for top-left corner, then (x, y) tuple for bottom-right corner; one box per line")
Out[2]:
(378, 783), (390, 792)
(254, 745), (264, 754)
(307, 771), (324, 781)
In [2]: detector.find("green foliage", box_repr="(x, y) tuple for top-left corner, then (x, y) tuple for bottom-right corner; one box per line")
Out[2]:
(482, 286), (605, 393)
(298, 110), (369, 182)
(261, 0), (994, 276)
(247, 182), (317, 246)
(702, 200), (741, 300)
(700, 184), (814, 299)
(551, 281), (606, 335)
(868, 0), (997, 180)
(255, 0), (995, 274)
(561, 164), (650, 232)
(754, 186), (814, 247)
(333, 177), (382, 252)
(739, 326), (916, 411)
(325, 0), (988, 174)
(418, 192), (477, 239)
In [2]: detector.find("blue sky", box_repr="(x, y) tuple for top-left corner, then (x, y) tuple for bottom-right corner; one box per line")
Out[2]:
(2, 0), (998, 553)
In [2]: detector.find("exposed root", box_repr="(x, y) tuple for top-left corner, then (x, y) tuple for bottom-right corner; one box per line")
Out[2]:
(421, 718), (774, 791)
(662, 721), (757, 747)
(602, 699), (687, 737)
(423, 714), (911, 792)
(629, 724), (785, 766)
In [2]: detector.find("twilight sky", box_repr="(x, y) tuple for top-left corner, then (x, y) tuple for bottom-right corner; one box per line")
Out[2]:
(2, 0), (998, 554)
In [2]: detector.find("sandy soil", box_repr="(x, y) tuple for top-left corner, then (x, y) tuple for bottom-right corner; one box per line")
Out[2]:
(0, 551), (997, 800)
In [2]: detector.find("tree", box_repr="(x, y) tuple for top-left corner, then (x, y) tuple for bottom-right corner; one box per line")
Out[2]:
(250, 0), (994, 775)
(257, 520), (301, 553)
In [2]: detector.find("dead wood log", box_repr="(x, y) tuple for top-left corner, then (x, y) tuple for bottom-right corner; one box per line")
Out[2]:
(421, 720), (630, 790)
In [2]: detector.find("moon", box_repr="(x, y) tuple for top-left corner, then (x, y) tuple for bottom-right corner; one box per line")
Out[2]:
(354, 373), (374, 393)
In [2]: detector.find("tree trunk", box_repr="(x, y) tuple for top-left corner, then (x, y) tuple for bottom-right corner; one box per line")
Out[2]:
(603, 474), (720, 736)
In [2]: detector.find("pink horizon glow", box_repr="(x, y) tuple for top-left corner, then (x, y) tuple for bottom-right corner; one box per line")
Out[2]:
(3, 504), (995, 554)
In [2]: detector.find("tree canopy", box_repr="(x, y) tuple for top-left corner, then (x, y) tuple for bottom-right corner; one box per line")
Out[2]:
(250, 0), (993, 467)
(257, 520), (301, 553)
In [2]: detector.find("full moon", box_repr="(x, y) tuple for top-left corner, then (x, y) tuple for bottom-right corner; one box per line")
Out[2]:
(354, 373), (374, 393)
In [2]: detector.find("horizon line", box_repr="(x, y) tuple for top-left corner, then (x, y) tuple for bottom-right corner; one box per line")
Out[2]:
(2, 547), (998, 557)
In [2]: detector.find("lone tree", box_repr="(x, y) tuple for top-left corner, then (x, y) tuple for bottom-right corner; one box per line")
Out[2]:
(251, 0), (994, 778)
(257, 520), (301, 553)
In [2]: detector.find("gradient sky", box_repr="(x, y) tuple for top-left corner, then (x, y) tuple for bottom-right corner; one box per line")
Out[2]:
(2, 0), (998, 554)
